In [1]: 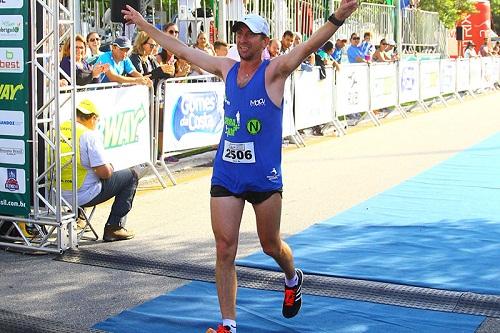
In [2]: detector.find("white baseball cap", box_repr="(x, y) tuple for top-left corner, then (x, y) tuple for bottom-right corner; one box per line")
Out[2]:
(387, 39), (396, 46)
(231, 14), (270, 37)
(336, 34), (348, 41)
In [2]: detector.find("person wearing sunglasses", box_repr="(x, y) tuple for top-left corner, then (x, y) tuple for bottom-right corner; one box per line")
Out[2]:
(86, 32), (103, 65)
(129, 31), (175, 86)
(60, 34), (109, 86)
(163, 22), (180, 37)
(372, 38), (391, 62)
(157, 23), (191, 77)
(347, 33), (368, 63)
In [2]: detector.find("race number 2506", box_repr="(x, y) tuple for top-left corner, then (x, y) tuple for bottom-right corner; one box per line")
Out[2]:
(222, 141), (256, 164)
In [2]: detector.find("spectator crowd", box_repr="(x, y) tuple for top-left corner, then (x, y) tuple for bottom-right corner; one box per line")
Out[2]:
(59, 25), (500, 89)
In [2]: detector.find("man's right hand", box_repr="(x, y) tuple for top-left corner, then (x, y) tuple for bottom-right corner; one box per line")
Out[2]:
(335, 0), (358, 21)
(122, 5), (147, 29)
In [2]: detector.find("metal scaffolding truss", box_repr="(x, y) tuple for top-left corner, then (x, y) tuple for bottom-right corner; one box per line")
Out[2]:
(0, 0), (78, 253)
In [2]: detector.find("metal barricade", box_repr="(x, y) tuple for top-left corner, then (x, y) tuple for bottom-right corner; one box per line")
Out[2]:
(401, 8), (442, 54)
(155, 75), (224, 184)
(332, 1), (395, 46)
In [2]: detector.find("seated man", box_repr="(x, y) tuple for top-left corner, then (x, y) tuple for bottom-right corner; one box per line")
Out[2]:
(95, 36), (152, 86)
(60, 99), (138, 242)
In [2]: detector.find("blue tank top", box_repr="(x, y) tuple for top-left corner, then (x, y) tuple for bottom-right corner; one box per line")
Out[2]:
(211, 60), (283, 193)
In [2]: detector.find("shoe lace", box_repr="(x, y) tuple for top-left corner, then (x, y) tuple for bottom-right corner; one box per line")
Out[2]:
(216, 325), (231, 333)
(284, 288), (296, 306)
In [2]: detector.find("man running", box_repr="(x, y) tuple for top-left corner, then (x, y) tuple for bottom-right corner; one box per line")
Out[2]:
(123, 1), (358, 332)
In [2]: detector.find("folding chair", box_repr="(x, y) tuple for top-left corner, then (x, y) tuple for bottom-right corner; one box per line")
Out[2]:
(77, 206), (99, 241)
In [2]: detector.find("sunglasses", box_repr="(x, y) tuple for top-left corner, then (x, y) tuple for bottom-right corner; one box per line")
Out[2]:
(146, 42), (158, 47)
(89, 37), (101, 42)
(167, 30), (179, 35)
(352, 37), (360, 40)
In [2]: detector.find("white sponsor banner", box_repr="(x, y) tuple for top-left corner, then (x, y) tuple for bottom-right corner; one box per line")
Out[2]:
(282, 76), (295, 137)
(399, 61), (420, 104)
(469, 58), (482, 90)
(0, 48), (23, 73)
(370, 62), (397, 110)
(0, 167), (25, 194)
(420, 60), (441, 100)
(60, 85), (151, 170)
(0, 15), (23, 40)
(0, 110), (24, 136)
(480, 57), (496, 88)
(456, 58), (470, 92)
(0, 138), (24, 164)
(162, 81), (224, 152)
(0, 0), (23, 9)
(336, 63), (370, 117)
(440, 59), (457, 94)
(294, 67), (335, 130)
(495, 57), (500, 83)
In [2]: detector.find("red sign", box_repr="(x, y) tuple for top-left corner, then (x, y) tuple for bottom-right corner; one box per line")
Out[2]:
(457, 0), (491, 56)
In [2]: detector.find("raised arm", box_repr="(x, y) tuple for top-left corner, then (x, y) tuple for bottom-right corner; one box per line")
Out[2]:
(122, 6), (235, 79)
(268, 0), (358, 79)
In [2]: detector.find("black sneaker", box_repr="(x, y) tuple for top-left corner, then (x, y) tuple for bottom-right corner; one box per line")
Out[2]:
(282, 269), (303, 318)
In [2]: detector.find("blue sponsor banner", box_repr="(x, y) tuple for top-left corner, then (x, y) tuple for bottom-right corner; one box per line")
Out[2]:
(163, 81), (225, 152)
(172, 91), (223, 141)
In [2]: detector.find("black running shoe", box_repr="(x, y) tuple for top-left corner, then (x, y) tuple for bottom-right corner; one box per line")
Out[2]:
(282, 269), (303, 318)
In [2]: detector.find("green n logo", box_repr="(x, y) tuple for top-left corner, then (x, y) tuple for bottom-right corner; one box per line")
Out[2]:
(246, 119), (261, 135)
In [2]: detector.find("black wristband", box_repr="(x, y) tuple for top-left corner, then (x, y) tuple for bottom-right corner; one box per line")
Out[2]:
(328, 13), (345, 27)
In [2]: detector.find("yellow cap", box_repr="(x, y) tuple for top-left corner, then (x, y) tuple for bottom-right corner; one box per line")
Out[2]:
(76, 99), (99, 116)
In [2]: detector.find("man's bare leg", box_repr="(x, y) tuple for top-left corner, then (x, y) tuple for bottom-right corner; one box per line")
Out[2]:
(253, 193), (295, 278)
(210, 196), (245, 326)
(254, 193), (303, 319)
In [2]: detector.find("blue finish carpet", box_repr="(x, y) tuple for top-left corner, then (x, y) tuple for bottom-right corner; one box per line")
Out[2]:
(93, 133), (500, 332)
(238, 132), (500, 295)
(94, 281), (484, 332)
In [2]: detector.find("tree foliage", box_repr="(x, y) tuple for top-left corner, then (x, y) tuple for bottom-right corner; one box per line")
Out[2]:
(491, 0), (500, 34)
(417, 0), (476, 28)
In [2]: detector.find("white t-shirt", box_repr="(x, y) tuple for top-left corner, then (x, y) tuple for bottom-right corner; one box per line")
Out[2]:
(62, 130), (108, 206)
(464, 48), (477, 58)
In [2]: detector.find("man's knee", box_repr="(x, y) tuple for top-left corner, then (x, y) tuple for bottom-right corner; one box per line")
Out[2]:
(261, 238), (282, 258)
(215, 238), (238, 263)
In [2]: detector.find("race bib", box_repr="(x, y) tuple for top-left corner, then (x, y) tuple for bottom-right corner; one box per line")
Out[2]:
(222, 140), (255, 164)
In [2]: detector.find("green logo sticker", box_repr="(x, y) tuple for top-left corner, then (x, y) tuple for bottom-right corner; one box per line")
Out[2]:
(246, 119), (261, 135)
(224, 116), (240, 136)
